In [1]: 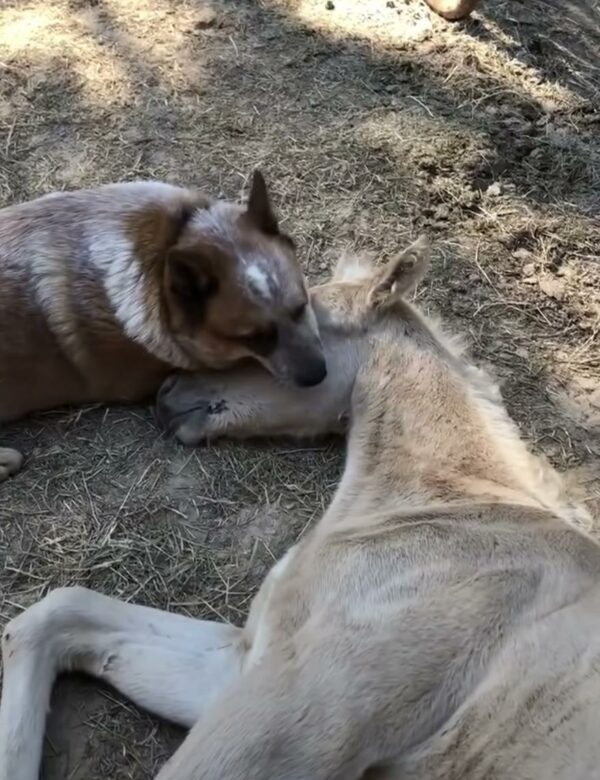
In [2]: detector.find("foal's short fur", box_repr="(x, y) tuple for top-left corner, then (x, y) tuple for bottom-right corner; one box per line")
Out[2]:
(1, 238), (597, 780)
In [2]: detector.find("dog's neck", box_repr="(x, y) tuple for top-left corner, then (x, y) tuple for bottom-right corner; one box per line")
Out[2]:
(102, 251), (195, 369)
(101, 203), (201, 370)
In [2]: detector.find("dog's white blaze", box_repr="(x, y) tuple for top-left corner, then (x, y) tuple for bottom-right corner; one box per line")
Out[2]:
(245, 263), (273, 300)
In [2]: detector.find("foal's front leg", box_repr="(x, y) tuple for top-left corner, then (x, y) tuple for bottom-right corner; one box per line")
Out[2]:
(0, 587), (243, 780)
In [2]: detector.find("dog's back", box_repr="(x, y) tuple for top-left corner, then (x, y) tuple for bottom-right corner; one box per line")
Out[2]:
(0, 183), (192, 421)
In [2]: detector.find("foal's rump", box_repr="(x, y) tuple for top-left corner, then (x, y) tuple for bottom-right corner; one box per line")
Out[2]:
(399, 585), (600, 780)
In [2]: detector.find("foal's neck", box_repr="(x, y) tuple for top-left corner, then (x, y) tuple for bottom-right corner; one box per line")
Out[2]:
(322, 330), (556, 529)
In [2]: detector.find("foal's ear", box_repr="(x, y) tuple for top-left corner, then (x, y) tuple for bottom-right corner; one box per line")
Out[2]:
(367, 236), (430, 306)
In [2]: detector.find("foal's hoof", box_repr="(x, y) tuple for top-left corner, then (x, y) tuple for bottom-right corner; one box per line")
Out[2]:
(423, 0), (480, 20)
(156, 373), (231, 445)
(0, 447), (23, 482)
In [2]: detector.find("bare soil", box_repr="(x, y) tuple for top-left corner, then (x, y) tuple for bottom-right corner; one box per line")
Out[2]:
(0, 0), (599, 776)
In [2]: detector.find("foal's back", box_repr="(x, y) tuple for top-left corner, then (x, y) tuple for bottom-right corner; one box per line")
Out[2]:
(333, 503), (600, 780)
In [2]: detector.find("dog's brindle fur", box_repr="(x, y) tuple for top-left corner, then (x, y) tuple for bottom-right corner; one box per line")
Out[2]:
(1, 238), (597, 780)
(0, 171), (325, 480)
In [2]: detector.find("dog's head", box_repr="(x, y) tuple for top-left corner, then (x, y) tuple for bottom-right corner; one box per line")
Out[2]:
(162, 171), (326, 387)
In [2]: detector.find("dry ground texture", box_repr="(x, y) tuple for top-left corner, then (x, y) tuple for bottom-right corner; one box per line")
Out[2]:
(0, 0), (599, 776)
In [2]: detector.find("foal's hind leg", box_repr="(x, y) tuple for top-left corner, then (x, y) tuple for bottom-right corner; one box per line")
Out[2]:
(0, 587), (243, 780)
(0, 446), (22, 481)
(155, 648), (373, 780)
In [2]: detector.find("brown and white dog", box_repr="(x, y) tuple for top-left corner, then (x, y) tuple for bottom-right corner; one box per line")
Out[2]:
(0, 171), (326, 480)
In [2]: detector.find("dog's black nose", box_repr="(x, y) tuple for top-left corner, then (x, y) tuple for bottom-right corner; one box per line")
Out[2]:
(294, 358), (327, 387)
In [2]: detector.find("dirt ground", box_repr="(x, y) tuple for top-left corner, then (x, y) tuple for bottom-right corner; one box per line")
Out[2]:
(0, 0), (599, 776)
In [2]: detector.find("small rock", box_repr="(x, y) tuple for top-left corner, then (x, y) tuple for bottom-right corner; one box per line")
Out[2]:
(541, 100), (557, 115)
(522, 262), (536, 277)
(194, 9), (217, 28)
(386, 0), (396, 6)
(539, 276), (565, 300)
(486, 182), (502, 197)
(555, 264), (575, 280)
(326, 0), (335, 9)
(514, 248), (533, 263)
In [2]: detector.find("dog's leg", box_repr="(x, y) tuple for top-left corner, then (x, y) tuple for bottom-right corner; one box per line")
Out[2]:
(0, 447), (22, 481)
(0, 587), (243, 780)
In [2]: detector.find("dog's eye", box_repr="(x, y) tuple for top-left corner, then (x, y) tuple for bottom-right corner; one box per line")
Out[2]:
(290, 303), (306, 322)
(238, 326), (278, 356)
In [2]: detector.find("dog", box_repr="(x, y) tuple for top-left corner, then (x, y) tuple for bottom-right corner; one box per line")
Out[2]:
(1, 237), (596, 780)
(0, 171), (326, 480)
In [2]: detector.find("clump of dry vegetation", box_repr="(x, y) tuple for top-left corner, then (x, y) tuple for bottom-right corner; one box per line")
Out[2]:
(0, 0), (598, 776)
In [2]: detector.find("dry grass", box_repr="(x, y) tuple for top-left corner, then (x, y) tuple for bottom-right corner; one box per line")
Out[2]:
(0, 0), (599, 776)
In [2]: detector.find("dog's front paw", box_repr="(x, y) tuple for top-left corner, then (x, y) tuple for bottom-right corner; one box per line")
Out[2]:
(0, 447), (23, 481)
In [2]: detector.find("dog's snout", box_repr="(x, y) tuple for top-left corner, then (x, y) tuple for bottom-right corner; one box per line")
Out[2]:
(293, 357), (327, 388)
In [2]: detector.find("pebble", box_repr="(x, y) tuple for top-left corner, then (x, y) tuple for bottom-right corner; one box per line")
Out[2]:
(539, 276), (565, 300)
(486, 182), (502, 197)
(194, 9), (217, 28)
(514, 248), (533, 262)
(522, 262), (536, 277)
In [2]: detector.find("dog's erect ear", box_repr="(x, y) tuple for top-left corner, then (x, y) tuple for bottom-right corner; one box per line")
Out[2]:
(164, 246), (219, 327)
(367, 236), (430, 307)
(246, 170), (279, 235)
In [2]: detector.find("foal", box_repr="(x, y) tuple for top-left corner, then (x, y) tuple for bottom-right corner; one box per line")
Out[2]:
(1, 238), (597, 780)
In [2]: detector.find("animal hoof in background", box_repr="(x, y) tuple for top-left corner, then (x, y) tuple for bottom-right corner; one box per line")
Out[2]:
(423, 0), (480, 20)
(0, 447), (23, 482)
